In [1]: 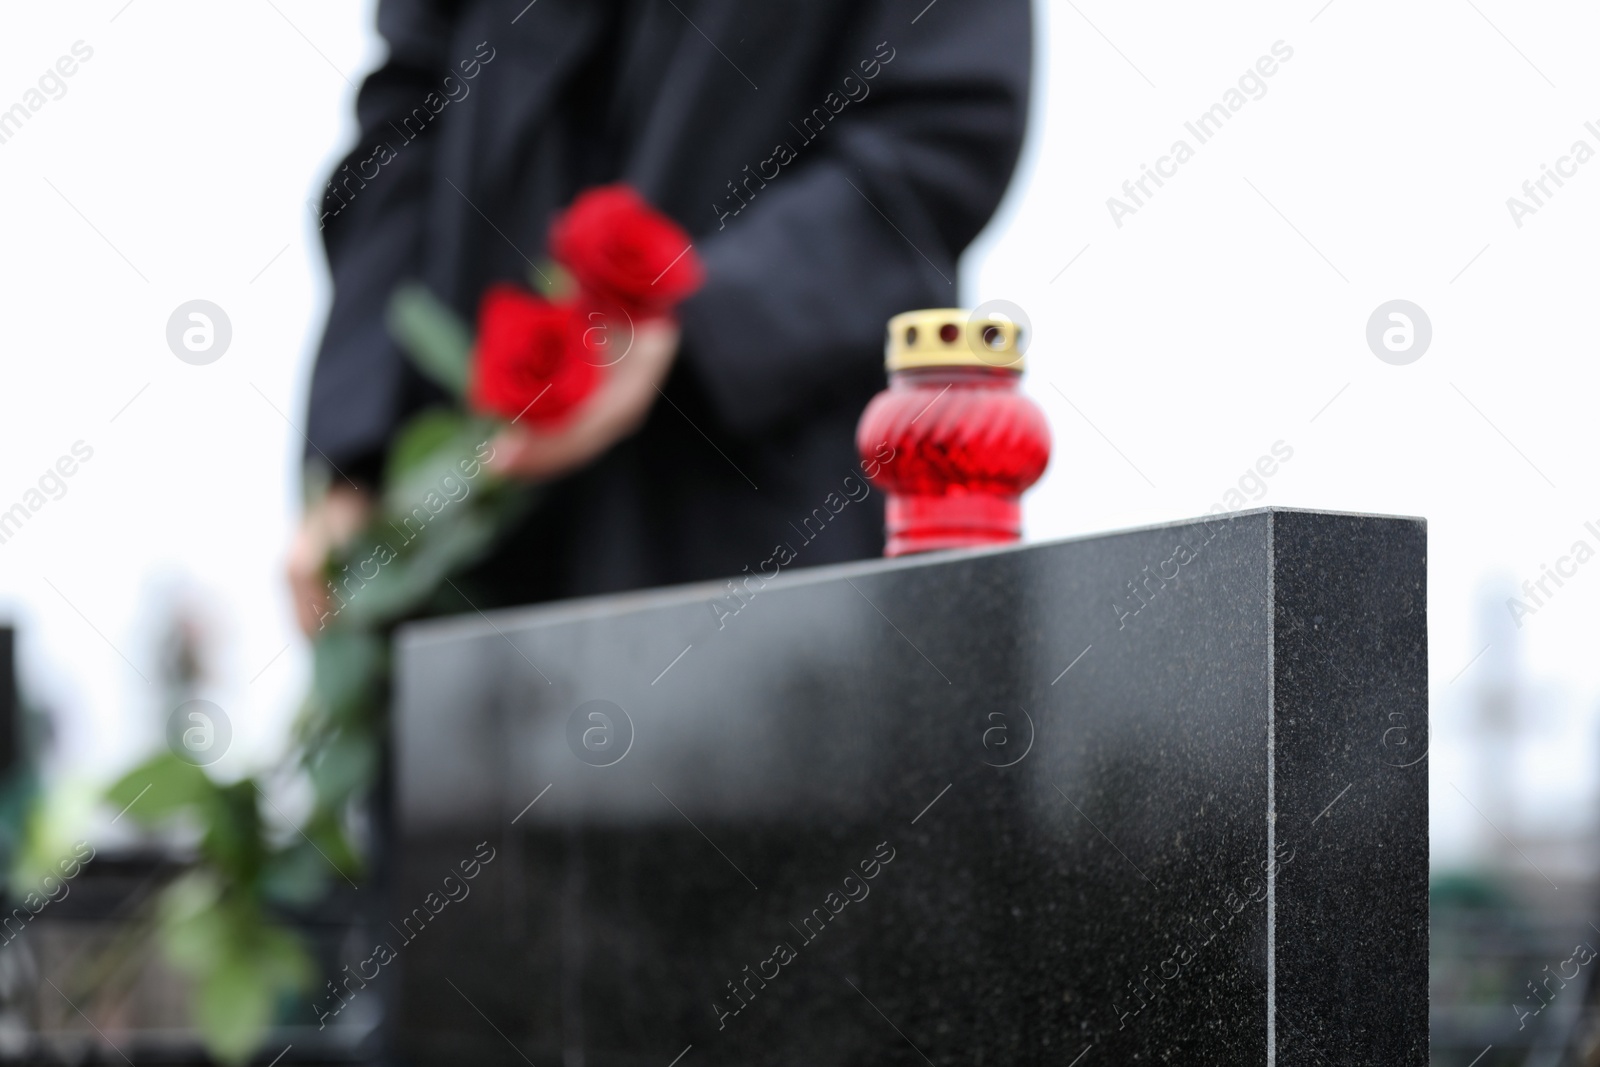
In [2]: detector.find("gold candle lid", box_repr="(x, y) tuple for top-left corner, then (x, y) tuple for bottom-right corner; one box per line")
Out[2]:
(885, 308), (1025, 372)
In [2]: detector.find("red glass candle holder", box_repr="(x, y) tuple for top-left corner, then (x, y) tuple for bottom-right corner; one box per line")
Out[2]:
(856, 309), (1051, 557)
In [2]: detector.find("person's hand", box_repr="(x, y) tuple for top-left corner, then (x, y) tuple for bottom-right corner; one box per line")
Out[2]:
(287, 482), (373, 636)
(487, 318), (681, 481)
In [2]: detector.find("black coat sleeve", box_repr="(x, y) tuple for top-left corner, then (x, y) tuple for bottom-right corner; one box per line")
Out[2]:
(675, 0), (1032, 438)
(304, 0), (460, 484)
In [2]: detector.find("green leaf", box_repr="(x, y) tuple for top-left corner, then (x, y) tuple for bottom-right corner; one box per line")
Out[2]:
(253, 920), (314, 990)
(380, 415), (502, 518)
(386, 283), (472, 397)
(157, 871), (228, 974)
(532, 260), (574, 300)
(385, 408), (470, 486)
(106, 754), (216, 826)
(308, 629), (385, 730)
(336, 507), (500, 628)
(312, 415), (524, 630)
(195, 955), (277, 1066)
(260, 842), (332, 908)
(306, 730), (377, 810)
(199, 780), (266, 885)
(156, 876), (315, 1065)
(300, 808), (362, 883)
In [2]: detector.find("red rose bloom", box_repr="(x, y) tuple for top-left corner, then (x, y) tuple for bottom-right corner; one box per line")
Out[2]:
(469, 284), (600, 426)
(549, 184), (704, 317)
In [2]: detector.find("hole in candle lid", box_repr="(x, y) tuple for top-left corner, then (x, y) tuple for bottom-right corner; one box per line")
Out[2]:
(905, 326), (918, 345)
(939, 323), (959, 343)
(982, 325), (1005, 349)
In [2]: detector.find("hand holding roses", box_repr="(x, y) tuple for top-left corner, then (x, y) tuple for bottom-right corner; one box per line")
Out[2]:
(485, 316), (681, 481)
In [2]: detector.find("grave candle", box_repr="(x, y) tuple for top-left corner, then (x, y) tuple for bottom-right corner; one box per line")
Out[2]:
(855, 308), (1051, 556)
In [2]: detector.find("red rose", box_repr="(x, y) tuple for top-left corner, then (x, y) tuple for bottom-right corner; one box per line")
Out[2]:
(469, 284), (600, 426)
(549, 184), (704, 317)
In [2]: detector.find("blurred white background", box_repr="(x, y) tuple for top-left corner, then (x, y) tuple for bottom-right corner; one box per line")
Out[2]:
(0, 0), (1595, 892)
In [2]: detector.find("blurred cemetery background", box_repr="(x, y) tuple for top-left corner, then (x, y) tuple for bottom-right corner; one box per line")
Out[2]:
(3, 1), (1599, 1063)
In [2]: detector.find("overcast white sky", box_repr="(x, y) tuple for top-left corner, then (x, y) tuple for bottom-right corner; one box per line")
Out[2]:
(0, 0), (1596, 871)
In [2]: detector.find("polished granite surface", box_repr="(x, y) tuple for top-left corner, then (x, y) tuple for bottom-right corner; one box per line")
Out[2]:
(389, 508), (1427, 1065)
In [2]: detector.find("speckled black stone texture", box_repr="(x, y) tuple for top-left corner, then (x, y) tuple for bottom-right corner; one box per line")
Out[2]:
(388, 507), (1427, 1066)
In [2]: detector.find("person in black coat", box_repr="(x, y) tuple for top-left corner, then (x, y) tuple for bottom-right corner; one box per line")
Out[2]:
(289, 0), (1032, 629)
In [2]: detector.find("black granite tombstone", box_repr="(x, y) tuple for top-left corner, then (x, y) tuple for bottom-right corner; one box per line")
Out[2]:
(388, 508), (1427, 1065)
